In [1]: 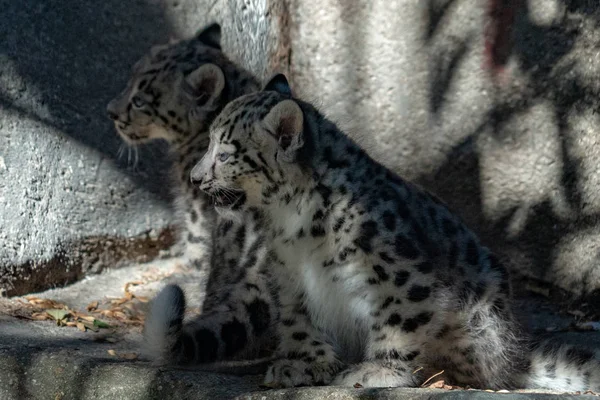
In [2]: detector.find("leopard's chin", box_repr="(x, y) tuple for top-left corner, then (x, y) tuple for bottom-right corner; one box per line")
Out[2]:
(209, 189), (247, 209)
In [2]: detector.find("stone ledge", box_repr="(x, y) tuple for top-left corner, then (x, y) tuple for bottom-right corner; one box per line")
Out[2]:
(1, 347), (597, 400)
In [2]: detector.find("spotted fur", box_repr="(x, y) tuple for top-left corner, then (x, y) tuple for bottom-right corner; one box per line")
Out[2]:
(190, 74), (600, 390)
(107, 24), (277, 364)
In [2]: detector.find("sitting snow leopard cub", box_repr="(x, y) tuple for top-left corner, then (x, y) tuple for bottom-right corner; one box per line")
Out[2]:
(106, 24), (277, 363)
(189, 74), (600, 390)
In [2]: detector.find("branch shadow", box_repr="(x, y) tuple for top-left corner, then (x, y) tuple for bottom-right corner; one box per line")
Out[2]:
(421, 0), (600, 308)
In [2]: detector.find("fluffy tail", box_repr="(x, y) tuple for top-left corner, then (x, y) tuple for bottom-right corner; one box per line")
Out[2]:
(519, 340), (600, 392)
(143, 284), (192, 364)
(143, 282), (276, 365)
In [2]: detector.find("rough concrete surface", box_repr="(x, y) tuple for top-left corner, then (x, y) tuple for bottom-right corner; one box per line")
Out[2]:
(0, 0), (281, 295)
(0, 261), (598, 399)
(288, 0), (600, 301)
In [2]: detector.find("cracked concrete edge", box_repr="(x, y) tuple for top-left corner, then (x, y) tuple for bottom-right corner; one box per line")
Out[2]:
(0, 350), (596, 400)
(238, 387), (600, 400)
(0, 350), (263, 400)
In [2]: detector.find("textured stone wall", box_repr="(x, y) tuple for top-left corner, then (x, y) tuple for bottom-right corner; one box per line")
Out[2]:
(288, 0), (600, 300)
(0, 0), (281, 295)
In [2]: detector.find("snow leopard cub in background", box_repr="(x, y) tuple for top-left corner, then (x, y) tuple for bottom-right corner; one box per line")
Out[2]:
(107, 24), (277, 364)
(188, 74), (600, 390)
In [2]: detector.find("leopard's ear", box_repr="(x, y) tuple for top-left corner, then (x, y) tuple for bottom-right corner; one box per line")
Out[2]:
(263, 74), (292, 97)
(263, 99), (303, 162)
(195, 23), (221, 50)
(184, 63), (225, 115)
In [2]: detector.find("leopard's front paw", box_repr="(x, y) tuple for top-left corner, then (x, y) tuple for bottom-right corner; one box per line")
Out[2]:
(263, 359), (341, 388)
(333, 362), (418, 388)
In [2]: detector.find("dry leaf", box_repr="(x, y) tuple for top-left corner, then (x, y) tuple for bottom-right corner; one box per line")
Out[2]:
(86, 301), (99, 311)
(135, 296), (149, 303)
(421, 370), (445, 387)
(125, 281), (143, 290)
(427, 380), (446, 389)
(107, 349), (116, 356)
(119, 352), (138, 360)
(353, 382), (363, 388)
(82, 321), (99, 332)
(76, 322), (86, 332)
(112, 311), (127, 320)
(110, 298), (128, 306)
(31, 312), (50, 320)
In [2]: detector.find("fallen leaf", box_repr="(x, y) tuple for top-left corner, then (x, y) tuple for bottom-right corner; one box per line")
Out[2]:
(107, 349), (116, 356)
(86, 301), (99, 311)
(46, 309), (70, 322)
(93, 319), (111, 329)
(76, 322), (86, 332)
(421, 370), (445, 387)
(125, 281), (143, 293)
(81, 321), (99, 332)
(427, 380), (446, 389)
(353, 382), (363, 388)
(31, 312), (50, 320)
(119, 352), (138, 360)
(112, 311), (127, 320)
(135, 296), (149, 303)
(110, 298), (129, 306)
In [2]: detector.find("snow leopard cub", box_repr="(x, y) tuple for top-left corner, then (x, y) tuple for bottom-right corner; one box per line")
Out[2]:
(189, 74), (600, 390)
(107, 24), (276, 364)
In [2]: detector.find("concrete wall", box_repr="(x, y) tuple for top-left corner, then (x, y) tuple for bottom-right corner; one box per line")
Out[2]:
(289, 0), (600, 299)
(0, 0), (281, 295)
(2, 0), (599, 301)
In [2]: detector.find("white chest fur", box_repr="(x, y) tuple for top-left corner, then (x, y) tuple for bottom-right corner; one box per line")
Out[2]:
(272, 215), (371, 362)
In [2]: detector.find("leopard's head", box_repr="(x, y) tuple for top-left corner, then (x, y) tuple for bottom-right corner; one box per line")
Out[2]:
(107, 23), (258, 146)
(190, 74), (312, 213)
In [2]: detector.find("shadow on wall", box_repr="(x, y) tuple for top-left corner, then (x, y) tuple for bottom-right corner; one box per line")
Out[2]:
(0, 0), (176, 199)
(421, 0), (600, 299)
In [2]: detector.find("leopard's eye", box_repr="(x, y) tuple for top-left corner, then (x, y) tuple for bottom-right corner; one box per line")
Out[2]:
(131, 95), (146, 109)
(218, 152), (231, 162)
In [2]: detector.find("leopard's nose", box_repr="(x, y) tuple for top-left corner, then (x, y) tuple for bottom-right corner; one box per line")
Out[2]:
(190, 164), (204, 186)
(106, 100), (120, 121)
(190, 174), (203, 186)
